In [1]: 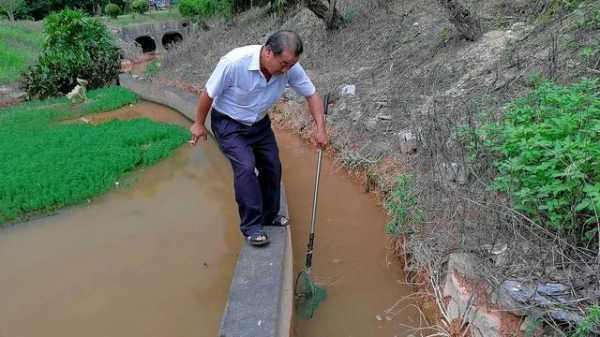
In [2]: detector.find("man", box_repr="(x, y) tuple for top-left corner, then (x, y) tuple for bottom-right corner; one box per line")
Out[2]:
(189, 30), (328, 247)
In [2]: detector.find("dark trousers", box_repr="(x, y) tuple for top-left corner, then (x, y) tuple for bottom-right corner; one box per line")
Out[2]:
(211, 110), (281, 237)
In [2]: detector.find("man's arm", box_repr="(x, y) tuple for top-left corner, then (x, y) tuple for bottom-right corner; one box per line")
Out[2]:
(189, 90), (213, 145)
(306, 93), (328, 148)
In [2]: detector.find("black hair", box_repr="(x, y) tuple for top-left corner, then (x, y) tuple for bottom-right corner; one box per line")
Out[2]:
(265, 30), (303, 56)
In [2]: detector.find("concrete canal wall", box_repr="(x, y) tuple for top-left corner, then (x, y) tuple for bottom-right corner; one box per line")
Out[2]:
(119, 74), (293, 337)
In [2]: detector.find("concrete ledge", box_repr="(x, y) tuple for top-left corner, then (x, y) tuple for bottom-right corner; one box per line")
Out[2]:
(119, 74), (292, 337)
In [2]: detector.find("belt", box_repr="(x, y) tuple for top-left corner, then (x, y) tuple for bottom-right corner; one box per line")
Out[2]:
(211, 108), (266, 127)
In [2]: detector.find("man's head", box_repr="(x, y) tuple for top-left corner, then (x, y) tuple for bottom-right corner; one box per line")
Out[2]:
(261, 30), (303, 76)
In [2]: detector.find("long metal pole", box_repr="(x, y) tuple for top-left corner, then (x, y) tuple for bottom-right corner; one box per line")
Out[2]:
(305, 148), (322, 274)
(304, 94), (328, 274)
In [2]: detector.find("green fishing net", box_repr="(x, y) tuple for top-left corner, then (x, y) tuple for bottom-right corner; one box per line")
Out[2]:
(294, 271), (327, 320)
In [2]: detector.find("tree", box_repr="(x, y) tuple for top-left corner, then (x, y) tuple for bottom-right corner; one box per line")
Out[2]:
(437, 0), (482, 41)
(0, 0), (26, 22)
(21, 9), (120, 98)
(304, 0), (345, 30)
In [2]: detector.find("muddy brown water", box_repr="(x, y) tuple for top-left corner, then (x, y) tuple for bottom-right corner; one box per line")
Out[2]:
(0, 102), (418, 337)
(0, 102), (240, 337)
(277, 131), (419, 337)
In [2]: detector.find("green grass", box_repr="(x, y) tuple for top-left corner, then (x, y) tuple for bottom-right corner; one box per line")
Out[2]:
(98, 9), (183, 27)
(0, 20), (42, 84)
(0, 86), (190, 225)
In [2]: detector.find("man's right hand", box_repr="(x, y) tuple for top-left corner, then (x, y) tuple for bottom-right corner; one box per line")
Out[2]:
(189, 122), (208, 145)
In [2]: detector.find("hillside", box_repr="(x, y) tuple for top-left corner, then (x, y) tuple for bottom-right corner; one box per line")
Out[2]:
(155, 0), (600, 335)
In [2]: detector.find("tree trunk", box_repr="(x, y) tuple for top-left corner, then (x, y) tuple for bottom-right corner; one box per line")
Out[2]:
(6, 9), (15, 23)
(304, 0), (345, 30)
(438, 0), (482, 41)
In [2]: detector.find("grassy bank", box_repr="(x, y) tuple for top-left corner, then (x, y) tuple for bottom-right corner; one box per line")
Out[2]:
(99, 9), (183, 27)
(0, 20), (42, 84)
(0, 86), (189, 225)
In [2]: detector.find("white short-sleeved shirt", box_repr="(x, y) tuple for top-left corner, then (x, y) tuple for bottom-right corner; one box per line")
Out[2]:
(205, 45), (316, 125)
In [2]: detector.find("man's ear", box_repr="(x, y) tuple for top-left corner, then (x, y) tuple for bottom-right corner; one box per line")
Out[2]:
(264, 46), (274, 58)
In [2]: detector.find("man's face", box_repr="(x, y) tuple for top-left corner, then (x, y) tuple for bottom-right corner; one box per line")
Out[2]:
(264, 47), (298, 76)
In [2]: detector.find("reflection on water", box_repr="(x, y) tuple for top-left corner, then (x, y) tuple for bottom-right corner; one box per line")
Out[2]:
(0, 102), (241, 337)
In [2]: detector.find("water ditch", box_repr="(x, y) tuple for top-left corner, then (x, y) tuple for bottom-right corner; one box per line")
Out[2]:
(0, 102), (240, 337)
(0, 100), (419, 337)
(277, 131), (419, 337)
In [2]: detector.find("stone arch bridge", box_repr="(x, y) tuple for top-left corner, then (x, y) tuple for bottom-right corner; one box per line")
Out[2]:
(115, 20), (192, 58)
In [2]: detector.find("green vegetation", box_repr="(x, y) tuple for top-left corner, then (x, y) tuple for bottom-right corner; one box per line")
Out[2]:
(99, 10), (182, 27)
(385, 175), (423, 236)
(144, 60), (160, 80)
(21, 8), (120, 99)
(0, 86), (189, 226)
(104, 3), (121, 18)
(473, 79), (600, 246)
(24, 0), (129, 20)
(0, 19), (41, 83)
(539, 0), (586, 24)
(131, 0), (148, 14)
(178, 0), (232, 20)
(571, 305), (600, 337)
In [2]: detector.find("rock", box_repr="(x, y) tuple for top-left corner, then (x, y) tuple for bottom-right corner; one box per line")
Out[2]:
(481, 242), (508, 255)
(375, 113), (392, 120)
(0, 86), (12, 95)
(397, 130), (417, 154)
(340, 84), (356, 97)
(9, 90), (26, 100)
(443, 253), (523, 337)
(365, 118), (378, 131)
(120, 59), (133, 72)
(537, 283), (569, 296)
(440, 162), (467, 185)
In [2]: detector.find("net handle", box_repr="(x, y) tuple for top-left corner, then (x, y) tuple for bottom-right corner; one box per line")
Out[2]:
(305, 94), (329, 272)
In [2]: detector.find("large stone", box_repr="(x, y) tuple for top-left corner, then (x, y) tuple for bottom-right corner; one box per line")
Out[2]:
(397, 130), (417, 154)
(443, 253), (523, 337)
(365, 118), (378, 131)
(439, 162), (467, 185)
(340, 84), (356, 97)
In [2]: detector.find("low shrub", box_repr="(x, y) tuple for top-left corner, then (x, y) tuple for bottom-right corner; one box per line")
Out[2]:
(21, 9), (120, 99)
(571, 305), (600, 337)
(104, 3), (121, 18)
(144, 60), (160, 80)
(475, 79), (600, 246)
(385, 175), (423, 237)
(131, 0), (148, 14)
(178, 0), (232, 20)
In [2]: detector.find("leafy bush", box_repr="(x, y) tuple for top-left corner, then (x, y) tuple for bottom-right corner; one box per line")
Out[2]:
(475, 80), (600, 245)
(143, 60), (160, 80)
(20, 9), (120, 99)
(131, 0), (148, 14)
(539, 0), (585, 24)
(0, 86), (189, 225)
(178, 0), (232, 20)
(385, 175), (423, 237)
(104, 3), (121, 18)
(571, 305), (600, 337)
